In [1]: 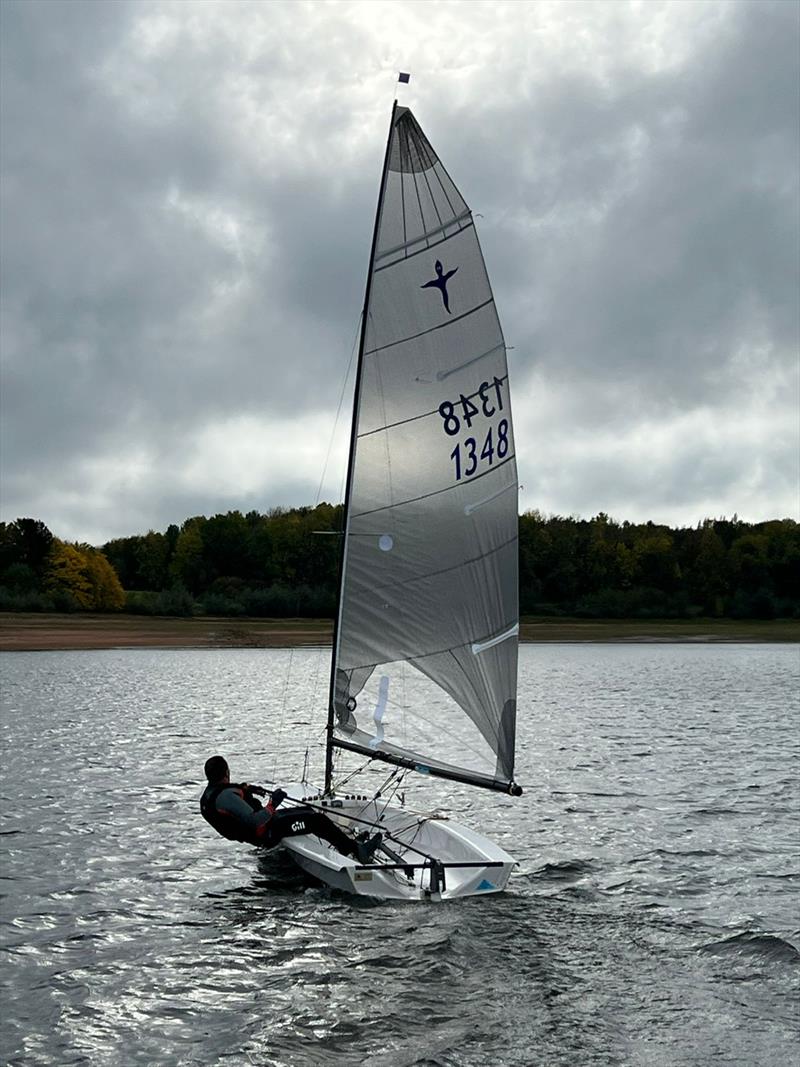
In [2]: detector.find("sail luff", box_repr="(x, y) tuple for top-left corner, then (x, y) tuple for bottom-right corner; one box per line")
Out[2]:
(325, 100), (399, 794)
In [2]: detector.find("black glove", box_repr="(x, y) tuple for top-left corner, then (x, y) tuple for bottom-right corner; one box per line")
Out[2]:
(269, 788), (287, 809)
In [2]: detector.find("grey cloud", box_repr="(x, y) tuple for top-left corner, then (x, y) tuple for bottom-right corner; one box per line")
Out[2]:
(1, 0), (797, 542)
(490, 2), (799, 413)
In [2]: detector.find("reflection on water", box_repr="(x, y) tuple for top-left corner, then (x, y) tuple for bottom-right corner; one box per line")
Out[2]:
(1, 644), (798, 1065)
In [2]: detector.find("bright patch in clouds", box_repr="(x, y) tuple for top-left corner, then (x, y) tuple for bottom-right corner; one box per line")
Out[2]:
(180, 412), (349, 501)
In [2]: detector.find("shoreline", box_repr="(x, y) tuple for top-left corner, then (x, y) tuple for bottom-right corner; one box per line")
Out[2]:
(0, 612), (796, 651)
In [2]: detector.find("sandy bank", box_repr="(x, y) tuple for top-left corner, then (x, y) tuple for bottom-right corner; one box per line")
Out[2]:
(0, 613), (796, 651)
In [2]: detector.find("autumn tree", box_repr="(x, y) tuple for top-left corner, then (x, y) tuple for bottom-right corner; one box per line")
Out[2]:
(44, 541), (125, 611)
(44, 542), (93, 608)
(84, 550), (126, 610)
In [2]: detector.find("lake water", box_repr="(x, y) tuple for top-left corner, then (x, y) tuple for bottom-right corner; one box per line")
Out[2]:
(1, 644), (798, 1066)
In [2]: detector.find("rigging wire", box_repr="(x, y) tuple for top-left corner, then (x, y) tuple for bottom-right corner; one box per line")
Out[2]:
(375, 768), (406, 821)
(331, 757), (373, 793)
(270, 648), (294, 782)
(314, 312), (363, 509)
(306, 647), (325, 780)
(302, 306), (359, 786)
(329, 759), (437, 851)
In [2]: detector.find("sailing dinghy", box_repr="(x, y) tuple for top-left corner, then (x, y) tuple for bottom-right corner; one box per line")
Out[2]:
(276, 95), (522, 901)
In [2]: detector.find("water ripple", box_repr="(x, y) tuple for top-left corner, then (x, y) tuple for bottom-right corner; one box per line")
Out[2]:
(1, 644), (798, 1065)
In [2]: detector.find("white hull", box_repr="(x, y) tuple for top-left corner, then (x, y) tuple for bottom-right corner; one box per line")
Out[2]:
(275, 784), (516, 901)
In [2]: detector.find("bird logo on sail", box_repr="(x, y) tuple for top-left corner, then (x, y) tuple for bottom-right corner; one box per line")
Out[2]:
(421, 259), (459, 314)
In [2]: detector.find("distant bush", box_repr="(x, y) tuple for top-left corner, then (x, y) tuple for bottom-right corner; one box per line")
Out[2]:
(124, 586), (196, 617)
(124, 590), (161, 615)
(524, 601), (561, 617)
(0, 587), (56, 612)
(574, 588), (631, 618)
(50, 590), (81, 613)
(215, 583), (335, 618)
(729, 587), (778, 620)
(154, 585), (197, 617)
(242, 583), (301, 617)
(201, 592), (246, 617)
(2, 563), (39, 593)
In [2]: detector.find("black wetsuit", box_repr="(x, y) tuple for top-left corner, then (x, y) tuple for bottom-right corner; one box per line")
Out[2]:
(200, 782), (359, 857)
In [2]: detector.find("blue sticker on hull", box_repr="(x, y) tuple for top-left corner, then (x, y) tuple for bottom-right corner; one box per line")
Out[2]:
(476, 879), (495, 891)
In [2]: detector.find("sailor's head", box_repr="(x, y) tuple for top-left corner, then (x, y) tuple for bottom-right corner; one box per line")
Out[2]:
(204, 755), (230, 784)
(435, 259), (443, 276)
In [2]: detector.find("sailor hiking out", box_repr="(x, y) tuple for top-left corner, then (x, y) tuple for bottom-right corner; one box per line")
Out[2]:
(200, 755), (382, 863)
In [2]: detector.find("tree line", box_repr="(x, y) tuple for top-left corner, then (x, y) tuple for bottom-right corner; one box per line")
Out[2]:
(0, 508), (797, 619)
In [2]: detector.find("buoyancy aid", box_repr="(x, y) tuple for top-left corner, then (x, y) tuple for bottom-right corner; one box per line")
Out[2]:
(200, 782), (262, 842)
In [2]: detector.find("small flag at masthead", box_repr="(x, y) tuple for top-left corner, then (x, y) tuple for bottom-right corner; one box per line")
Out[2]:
(398, 72), (411, 84)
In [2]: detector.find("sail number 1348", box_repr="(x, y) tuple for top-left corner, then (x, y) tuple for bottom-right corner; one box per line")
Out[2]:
(437, 377), (509, 482)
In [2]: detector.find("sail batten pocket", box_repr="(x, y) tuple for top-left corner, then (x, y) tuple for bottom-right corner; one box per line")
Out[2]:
(471, 624), (519, 655)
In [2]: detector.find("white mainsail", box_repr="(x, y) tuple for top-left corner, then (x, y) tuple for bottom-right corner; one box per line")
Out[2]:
(327, 105), (520, 795)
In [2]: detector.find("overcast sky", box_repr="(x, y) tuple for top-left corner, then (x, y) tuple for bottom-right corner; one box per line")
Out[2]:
(1, 0), (798, 545)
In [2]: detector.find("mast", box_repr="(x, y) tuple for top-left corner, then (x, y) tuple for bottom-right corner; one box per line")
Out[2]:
(325, 99), (398, 795)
